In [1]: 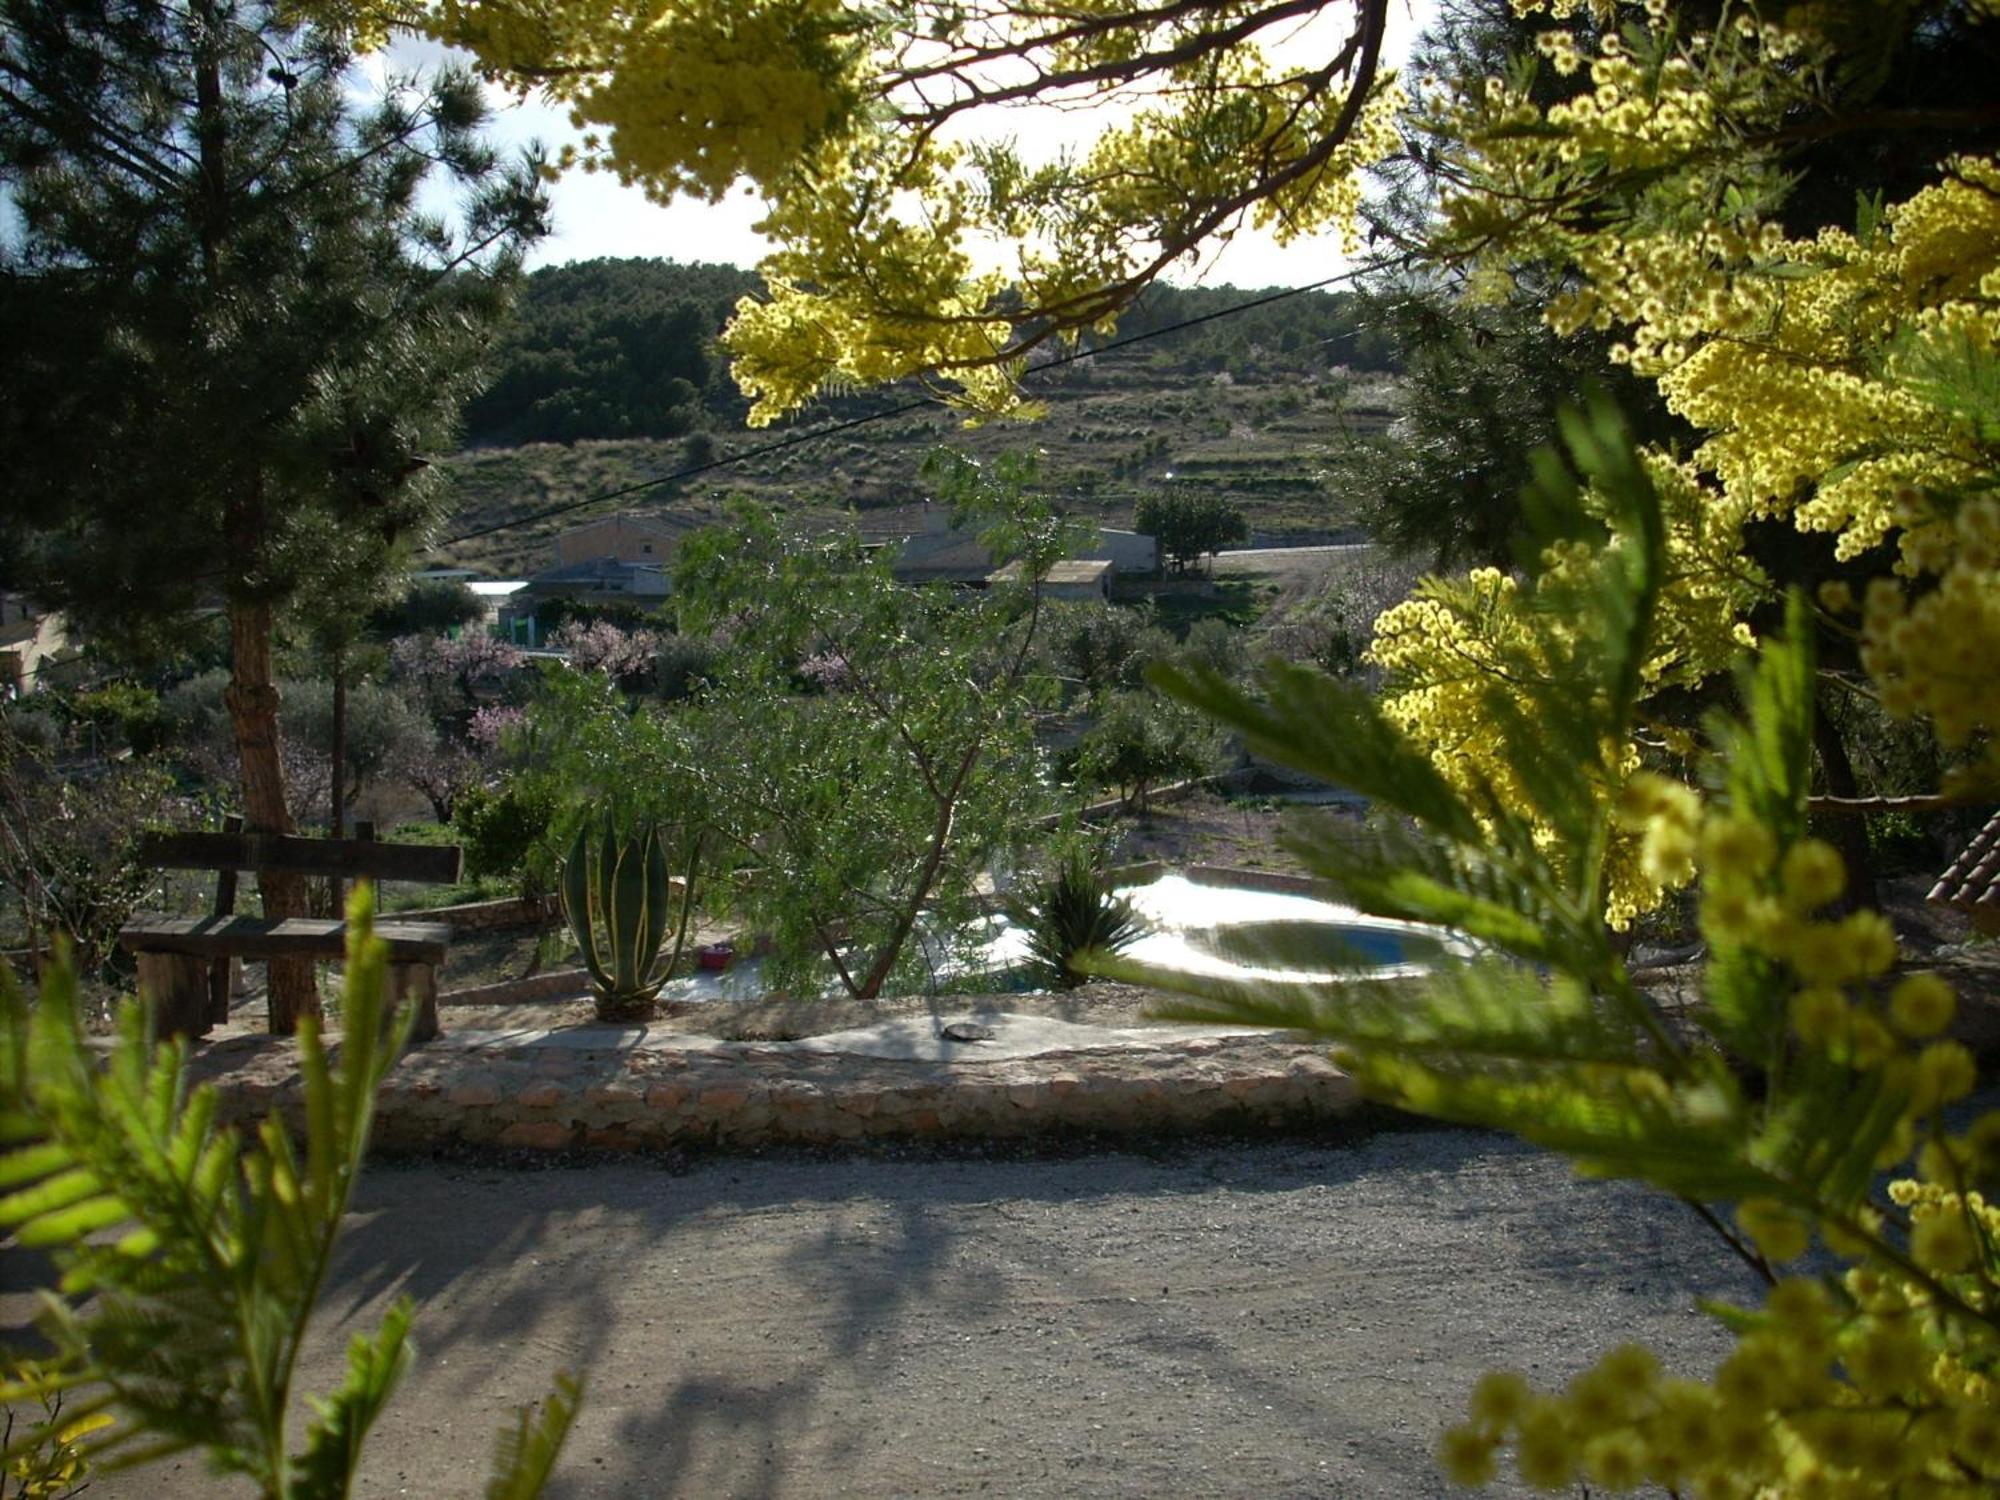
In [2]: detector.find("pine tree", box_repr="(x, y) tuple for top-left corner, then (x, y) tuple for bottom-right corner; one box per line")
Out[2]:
(0, 0), (546, 1028)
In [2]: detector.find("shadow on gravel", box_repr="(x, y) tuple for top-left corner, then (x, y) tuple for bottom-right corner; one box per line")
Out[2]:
(303, 1122), (1762, 1499)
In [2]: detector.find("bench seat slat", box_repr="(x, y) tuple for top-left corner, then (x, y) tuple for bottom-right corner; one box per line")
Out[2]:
(134, 831), (461, 885)
(120, 915), (451, 964)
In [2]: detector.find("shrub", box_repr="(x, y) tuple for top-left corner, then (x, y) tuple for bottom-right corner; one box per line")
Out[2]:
(454, 779), (559, 889)
(652, 631), (718, 701)
(1074, 688), (1224, 812)
(70, 681), (166, 755)
(1007, 849), (1146, 989)
(368, 578), (484, 639)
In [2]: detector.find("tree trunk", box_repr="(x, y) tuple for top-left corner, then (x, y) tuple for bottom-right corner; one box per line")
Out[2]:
(227, 598), (319, 1032)
(198, 3), (316, 1030)
(855, 759), (972, 1000)
(330, 646), (348, 911)
(330, 646), (347, 839)
(1811, 692), (1879, 914)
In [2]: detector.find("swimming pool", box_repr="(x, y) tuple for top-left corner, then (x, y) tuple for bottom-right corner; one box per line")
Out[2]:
(649, 868), (1467, 1004)
(983, 871), (1470, 986)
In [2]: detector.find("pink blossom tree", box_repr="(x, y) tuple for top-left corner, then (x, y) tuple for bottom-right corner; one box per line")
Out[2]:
(550, 619), (659, 690)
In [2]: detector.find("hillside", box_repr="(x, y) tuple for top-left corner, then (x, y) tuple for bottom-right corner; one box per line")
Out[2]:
(435, 259), (1403, 577)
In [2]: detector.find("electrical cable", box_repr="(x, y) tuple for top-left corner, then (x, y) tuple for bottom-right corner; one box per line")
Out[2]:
(434, 265), (1372, 550)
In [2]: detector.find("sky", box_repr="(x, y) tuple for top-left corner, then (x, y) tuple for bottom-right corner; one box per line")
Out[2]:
(388, 0), (1432, 291)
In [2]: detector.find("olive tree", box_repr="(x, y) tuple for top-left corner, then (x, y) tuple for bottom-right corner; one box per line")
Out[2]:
(671, 453), (1073, 999)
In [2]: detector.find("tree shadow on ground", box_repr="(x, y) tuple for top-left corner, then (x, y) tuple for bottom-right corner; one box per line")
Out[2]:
(304, 1125), (1758, 1498)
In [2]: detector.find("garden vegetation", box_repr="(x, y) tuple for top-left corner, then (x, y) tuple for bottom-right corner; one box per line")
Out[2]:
(3, 0), (1997, 1493)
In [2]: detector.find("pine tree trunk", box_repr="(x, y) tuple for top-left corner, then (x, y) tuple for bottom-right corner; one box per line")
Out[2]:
(227, 598), (319, 1033)
(194, 8), (316, 1032)
(330, 645), (347, 840)
(1811, 692), (1879, 914)
(329, 646), (348, 912)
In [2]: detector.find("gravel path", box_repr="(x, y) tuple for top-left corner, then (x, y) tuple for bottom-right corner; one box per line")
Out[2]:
(72, 1124), (1756, 1498)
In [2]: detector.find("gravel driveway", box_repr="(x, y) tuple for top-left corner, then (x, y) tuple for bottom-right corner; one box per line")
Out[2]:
(66, 1123), (1755, 1498)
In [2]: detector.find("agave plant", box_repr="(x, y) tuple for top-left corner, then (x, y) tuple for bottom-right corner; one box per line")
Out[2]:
(1008, 850), (1146, 990)
(560, 811), (700, 1021)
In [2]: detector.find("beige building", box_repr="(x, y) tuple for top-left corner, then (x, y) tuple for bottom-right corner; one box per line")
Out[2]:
(849, 503), (1158, 585)
(986, 558), (1114, 600)
(0, 594), (66, 698)
(553, 513), (697, 568)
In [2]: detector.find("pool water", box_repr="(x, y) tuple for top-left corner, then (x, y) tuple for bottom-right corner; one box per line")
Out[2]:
(981, 873), (1467, 987)
(651, 871), (1465, 1004)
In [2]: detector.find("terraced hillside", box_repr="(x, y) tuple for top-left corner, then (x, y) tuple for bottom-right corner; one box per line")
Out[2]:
(436, 358), (1401, 578)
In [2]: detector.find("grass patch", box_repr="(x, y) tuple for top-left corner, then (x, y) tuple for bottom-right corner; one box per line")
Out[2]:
(1140, 579), (1273, 636)
(380, 872), (520, 913)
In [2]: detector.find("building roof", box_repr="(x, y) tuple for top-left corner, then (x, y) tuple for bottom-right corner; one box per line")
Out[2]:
(467, 580), (529, 598)
(1930, 811), (2000, 927)
(987, 559), (1114, 585)
(558, 510), (702, 540)
(527, 557), (670, 591)
(840, 503), (946, 544)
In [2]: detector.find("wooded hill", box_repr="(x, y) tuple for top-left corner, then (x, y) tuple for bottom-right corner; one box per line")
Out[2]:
(441, 258), (1403, 576)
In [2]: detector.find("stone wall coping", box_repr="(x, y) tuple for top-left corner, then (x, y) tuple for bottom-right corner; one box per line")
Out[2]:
(179, 1012), (1358, 1154)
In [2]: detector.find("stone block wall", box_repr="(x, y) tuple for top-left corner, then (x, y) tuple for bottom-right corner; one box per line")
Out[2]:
(188, 1031), (1360, 1155)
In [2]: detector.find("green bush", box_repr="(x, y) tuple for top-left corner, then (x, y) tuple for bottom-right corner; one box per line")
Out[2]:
(1074, 688), (1224, 811)
(1863, 808), (1937, 873)
(454, 780), (559, 889)
(652, 631), (718, 701)
(70, 681), (166, 755)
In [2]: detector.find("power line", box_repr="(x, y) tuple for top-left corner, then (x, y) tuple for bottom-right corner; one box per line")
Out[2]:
(435, 266), (1371, 551)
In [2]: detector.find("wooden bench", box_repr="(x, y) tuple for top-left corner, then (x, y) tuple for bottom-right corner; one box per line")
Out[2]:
(119, 822), (462, 1042)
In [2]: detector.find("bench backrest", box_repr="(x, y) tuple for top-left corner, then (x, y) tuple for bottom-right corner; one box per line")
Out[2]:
(134, 829), (463, 886)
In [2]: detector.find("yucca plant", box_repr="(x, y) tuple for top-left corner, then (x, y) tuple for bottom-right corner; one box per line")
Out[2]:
(1008, 849), (1146, 990)
(560, 810), (701, 1022)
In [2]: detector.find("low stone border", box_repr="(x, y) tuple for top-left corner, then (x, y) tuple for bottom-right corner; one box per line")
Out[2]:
(1104, 862), (1323, 898)
(1184, 864), (1323, 896)
(439, 968), (590, 1006)
(183, 1024), (1359, 1154)
(410, 895), (557, 932)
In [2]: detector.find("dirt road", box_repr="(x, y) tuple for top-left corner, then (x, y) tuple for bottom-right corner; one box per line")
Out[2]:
(64, 1122), (1754, 1499)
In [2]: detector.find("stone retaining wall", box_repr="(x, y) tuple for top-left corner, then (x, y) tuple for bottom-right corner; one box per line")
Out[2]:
(1183, 864), (1322, 896)
(411, 895), (557, 932)
(1103, 862), (1321, 897)
(185, 1029), (1359, 1154)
